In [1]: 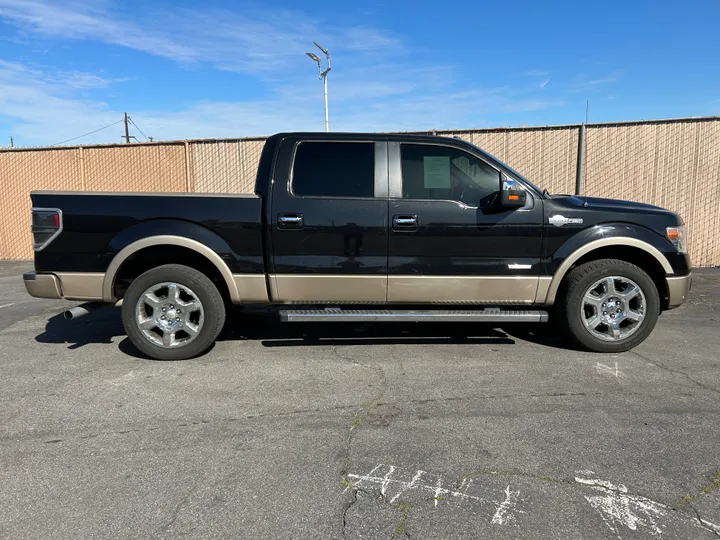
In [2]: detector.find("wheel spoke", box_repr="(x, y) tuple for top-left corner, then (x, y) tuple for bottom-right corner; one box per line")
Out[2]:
(162, 331), (176, 347)
(624, 309), (644, 323)
(584, 293), (604, 309)
(184, 321), (199, 336)
(142, 292), (163, 309)
(167, 283), (181, 304)
(604, 277), (616, 297)
(138, 317), (156, 330)
(620, 284), (639, 301)
(179, 298), (201, 311)
(585, 314), (602, 330)
(610, 321), (621, 339)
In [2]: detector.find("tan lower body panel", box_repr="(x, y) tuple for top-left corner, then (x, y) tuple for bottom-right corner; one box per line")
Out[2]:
(56, 273), (105, 301)
(387, 275), (540, 304)
(233, 274), (270, 304)
(271, 275), (387, 303)
(534, 277), (552, 304)
(666, 273), (692, 308)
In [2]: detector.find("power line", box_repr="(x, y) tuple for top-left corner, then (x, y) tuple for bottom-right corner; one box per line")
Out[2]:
(127, 116), (150, 142)
(51, 119), (124, 147)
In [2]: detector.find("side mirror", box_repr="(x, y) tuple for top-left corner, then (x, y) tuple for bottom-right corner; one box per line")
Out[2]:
(501, 188), (527, 208)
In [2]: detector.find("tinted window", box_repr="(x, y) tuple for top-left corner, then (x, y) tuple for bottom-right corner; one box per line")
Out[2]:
(400, 144), (500, 206)
(292, 142), (375, 198)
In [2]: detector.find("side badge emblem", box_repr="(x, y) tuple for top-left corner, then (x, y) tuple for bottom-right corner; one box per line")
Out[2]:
(549, 214), (583, 227)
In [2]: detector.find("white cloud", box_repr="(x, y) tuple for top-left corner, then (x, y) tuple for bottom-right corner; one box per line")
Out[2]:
(0, 1), (565, 146)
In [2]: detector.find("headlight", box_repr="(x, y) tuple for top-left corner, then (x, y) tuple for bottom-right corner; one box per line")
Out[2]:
(666, 225), (687, 253)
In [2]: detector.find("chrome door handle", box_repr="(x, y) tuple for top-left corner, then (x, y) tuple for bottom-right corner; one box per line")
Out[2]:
(392, 215), (418, 230)
(277, 214), (304, 229)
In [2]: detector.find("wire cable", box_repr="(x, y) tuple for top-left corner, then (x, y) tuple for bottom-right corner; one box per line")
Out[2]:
(51, 119), (124, 146)
(128, 116), (150, 142)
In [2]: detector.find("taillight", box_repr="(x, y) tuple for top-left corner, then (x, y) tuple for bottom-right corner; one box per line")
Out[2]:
(31, 208), (62, 251)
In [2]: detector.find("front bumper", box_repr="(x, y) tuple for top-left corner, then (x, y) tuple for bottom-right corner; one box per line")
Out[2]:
(666, 273), (692, 308)
(23, 272), (105, 301)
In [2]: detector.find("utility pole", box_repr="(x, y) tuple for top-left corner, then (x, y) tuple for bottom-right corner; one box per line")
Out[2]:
(123, 112), (131, 143)
(9, 136), (13, 148)
(305, 42), (332, 132)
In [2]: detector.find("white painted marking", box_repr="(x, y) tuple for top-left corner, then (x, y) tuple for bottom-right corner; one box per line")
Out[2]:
(596, 362), (624, 381)
(0, 303), (15, 309)
(390, 469), (425, 503)
(492, 485), (520, 525)
(345, 464), (383, 492)
(699, 517), (720, 535)
(433, 475), (444, 507)
(346, 466), (484, 504)
(380, 466), (395, 497)
(575, 476), (665, 535)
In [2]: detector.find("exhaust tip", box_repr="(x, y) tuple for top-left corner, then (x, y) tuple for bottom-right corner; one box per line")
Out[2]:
(63, 310), (75, 321)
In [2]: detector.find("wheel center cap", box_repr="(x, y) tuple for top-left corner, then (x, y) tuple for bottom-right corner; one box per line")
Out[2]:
(166, 309), (177, 319)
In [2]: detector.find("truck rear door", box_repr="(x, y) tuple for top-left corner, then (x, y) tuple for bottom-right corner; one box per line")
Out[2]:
(268, 136), (389, 303)
(386, 140), (543, 304)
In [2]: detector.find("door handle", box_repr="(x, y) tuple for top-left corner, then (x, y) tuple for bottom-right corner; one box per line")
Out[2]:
(277, 214), (304, 229)
(392, 215), (418, 231)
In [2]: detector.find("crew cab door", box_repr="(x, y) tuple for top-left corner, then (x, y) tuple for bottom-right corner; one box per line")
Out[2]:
(269, 136), (389, 303)
(386, 141), (543, 304)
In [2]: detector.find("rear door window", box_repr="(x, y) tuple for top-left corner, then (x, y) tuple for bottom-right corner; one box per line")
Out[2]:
(292, 142), (375, 198)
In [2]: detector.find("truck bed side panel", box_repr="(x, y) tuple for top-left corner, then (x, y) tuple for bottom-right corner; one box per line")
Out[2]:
(30, 192), (264, 274)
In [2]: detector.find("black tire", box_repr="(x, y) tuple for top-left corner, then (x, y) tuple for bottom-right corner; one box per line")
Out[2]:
(122, 264), (226, 360)
(559, 258), (660, 353)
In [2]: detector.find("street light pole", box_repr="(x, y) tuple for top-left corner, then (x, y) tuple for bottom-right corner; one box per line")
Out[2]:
(306, 42), (331, 132)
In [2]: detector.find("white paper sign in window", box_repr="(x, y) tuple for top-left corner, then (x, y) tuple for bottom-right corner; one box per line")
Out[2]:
(423, 156), (451, 188)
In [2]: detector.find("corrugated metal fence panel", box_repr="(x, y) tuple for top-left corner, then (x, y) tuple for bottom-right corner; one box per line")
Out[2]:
(83, 144), (187, 192)
(584, 120), (720, 267)
(445, 127), (579, 195)
(0, 148), (81, 260)
(190, 139), (264, 194)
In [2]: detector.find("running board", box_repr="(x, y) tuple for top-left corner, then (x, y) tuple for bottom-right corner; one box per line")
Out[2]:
(280, 308), (549, 323)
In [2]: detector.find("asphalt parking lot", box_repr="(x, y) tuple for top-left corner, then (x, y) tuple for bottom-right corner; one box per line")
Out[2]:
(1, 261), (719, 539)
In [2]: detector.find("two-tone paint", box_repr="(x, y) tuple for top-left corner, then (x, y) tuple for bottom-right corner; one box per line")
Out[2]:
(26, 131), (691, 309)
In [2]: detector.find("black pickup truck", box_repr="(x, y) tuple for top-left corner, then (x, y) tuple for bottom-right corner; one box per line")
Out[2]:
(25, 132), (691, 360)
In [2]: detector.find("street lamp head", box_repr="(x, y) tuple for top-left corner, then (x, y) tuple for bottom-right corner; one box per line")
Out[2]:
(313, 41), (329, 55)
(305, 52), (321, 63)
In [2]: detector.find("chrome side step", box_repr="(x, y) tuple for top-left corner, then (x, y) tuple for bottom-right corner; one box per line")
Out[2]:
(280, 308), (549, 323)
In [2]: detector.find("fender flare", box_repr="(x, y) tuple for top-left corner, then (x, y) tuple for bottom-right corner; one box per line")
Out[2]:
(543, 236), (674, 305)
(102, 235), (240, 303)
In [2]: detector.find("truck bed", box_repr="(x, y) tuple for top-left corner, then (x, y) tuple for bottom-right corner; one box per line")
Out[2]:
(31, 191), (265, 275)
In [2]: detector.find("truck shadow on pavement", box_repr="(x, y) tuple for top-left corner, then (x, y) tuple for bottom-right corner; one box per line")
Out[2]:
(34, 307), (578, 359)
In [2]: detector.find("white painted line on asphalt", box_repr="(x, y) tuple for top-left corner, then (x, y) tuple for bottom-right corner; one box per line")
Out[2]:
(596, 361), (624, 381)
(0, 303), (15, 309)
(492, 485), (520, 525)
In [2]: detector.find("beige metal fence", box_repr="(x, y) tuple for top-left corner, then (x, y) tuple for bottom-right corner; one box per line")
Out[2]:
(1, 117), (718, 266)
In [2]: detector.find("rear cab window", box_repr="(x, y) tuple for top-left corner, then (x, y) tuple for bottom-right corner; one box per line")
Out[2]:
(292, 141), (375, 198)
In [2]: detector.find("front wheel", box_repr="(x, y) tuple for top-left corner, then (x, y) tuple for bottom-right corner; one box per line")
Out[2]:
(122, 264), (226, 360)
(559, 259), (660, 353)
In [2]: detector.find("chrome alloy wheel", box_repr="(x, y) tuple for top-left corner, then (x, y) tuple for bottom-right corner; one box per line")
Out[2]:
(135, 282), (204, 348)
(580, 276), (646, 341)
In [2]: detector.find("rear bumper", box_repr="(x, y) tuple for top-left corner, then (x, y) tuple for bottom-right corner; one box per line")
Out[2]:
(23, 272), (62, 299)
(666, 273), (692, 308)
(23, 272), (105, 301)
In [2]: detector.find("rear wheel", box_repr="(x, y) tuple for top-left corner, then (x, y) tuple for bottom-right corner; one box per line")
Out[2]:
(560, 259), (660, 353)
(122, 264), (226, 360)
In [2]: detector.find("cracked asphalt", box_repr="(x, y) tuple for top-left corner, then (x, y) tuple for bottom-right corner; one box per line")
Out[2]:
(1, 260), (719, 539)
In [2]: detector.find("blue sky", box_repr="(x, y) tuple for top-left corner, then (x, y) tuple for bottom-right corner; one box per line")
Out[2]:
(0, 0), (718, 146)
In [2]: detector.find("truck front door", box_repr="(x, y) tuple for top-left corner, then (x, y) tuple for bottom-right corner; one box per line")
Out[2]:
(269, 137), (389, 303)
(386, 141), (544, 304)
